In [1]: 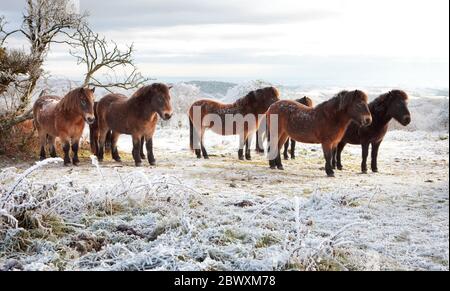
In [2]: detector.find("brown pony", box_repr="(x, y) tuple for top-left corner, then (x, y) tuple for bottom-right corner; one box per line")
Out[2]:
(266, 90), (372, 177)
(33, 87), (96, 166)
(188, 87), (280, 160)
(334, 90), (411, 173)
(282, 97), (315, 160)
(255, 96), (314, 157)
(92, 83), (173, 167)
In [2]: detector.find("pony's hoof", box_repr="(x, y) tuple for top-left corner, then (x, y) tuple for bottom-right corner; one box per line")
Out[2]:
(270, 166), (277, 170)
(327, 173), (336, 178)
(245, 156), (252, 161)
(372, 168), (379, 173)
(337, 165), (343, 171)
(203, 156), (210, 160)
(73, 161), (80, 166)
(141, 155), (146, 160)
(256, 149), (265, 154)
(361, 170), (368, 174)
(283, 155), (289, 160)
(135, 162), (143, 167)
(291, 156), (296, 160)
(40, 157), (47, 161)
(277, 166), (284, 170)
(149, 160), (156, 166)
(239, 157), (245, 161)
(114, 159), (122, 163)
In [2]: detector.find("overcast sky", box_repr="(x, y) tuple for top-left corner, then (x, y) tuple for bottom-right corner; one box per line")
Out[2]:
(1, 0), (449, 87)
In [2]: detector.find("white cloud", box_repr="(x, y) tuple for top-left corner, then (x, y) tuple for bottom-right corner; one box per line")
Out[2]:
(3, 0), (449, 86)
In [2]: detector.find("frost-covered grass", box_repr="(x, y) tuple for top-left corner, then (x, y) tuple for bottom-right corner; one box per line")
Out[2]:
(0, 129), (448, 271)
(1, 80), (447, 270)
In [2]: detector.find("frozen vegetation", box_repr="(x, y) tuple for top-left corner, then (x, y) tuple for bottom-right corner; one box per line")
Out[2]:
(0, 80), (448, 271)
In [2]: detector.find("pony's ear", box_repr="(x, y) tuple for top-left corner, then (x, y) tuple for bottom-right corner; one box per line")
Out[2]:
(91, 87), (96, 93)
(168, 85), (173, 90)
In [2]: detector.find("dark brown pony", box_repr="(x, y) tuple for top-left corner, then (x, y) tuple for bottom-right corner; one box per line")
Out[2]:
(282, 97), (314, 160)
(334, 90), (411, 173)
(266, 90), (372, 177)
(92, 83), (173, 167)
(33, 87), (96, 166)
(188, 87), (280, 160)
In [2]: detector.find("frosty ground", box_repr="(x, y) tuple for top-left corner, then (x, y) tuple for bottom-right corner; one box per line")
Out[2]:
(0, 129), (448, 271)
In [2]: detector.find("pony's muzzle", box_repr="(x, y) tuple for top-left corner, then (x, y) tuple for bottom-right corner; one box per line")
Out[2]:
(362, 115), (373, 127)
(85, 116), (95, 125)
(163, 113), (173, 121)
(402, 115), (411, 126)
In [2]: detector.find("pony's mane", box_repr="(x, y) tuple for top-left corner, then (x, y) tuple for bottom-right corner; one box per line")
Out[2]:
(297, 96), (314, 107)
(235, 87), (279, 107)
(59, 88), (85, 112)
(130, 83), (168, 100)
(315, 90), (347, 111)
(370, 90), (408, 113)
(316, 90), (367, 114)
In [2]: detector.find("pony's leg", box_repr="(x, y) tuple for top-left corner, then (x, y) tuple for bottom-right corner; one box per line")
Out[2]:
(371, 141), (382, 173)
(140, 137), (146, 160)
(283, 139), (290, 160)
(60, 138), (71, 166)
(277, 134), (289, 170)
(38, 133), (47, 161)
(111, 131), (122, 162)
(97, 130), (108, 162)
(291, 140), (296, 160)
(267, 124), (278, 170)
(145, 137), (156, 166)
(72, 139), (80, 166)
(238, 134), (245, 161)
(200, 128), (209, 159)
(105, 131), (112, 152)
(245, 134), (253, 160)
(255, 129), (265, 153)
(322, 143), (335, 177)
(48, 136), (57, 158)
(331, 147), (337, 169)
(361, 143), (370, 174)
(132, 135), (143, 167)
(336, 143), (346, 171)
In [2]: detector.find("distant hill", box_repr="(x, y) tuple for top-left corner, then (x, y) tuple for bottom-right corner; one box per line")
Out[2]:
(185, 81), (237, 96)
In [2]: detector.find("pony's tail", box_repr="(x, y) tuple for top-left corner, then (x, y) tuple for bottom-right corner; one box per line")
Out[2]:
(89, 122), (98, 155)
(105, 130), (112, 151)
(89, 102), (99, 155)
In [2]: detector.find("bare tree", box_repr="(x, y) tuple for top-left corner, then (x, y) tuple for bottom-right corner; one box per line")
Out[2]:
(64, 25), (149, 91)
(0, 0), (85, 131)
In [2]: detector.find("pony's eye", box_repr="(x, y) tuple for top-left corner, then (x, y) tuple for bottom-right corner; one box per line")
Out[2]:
(81, 99), (87, 106)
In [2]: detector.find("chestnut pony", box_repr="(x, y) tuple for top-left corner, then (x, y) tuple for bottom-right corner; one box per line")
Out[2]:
(255, 97), (314, 158)
(33, 87), (96, 165)
(92, 83), (173, 167)
(188, 87), (280, 160)
(266, 90), (372, 177)
(334, 90), (411, 173)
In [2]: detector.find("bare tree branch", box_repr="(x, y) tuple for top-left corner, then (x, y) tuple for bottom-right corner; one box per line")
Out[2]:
(68, 25), (150, 90)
